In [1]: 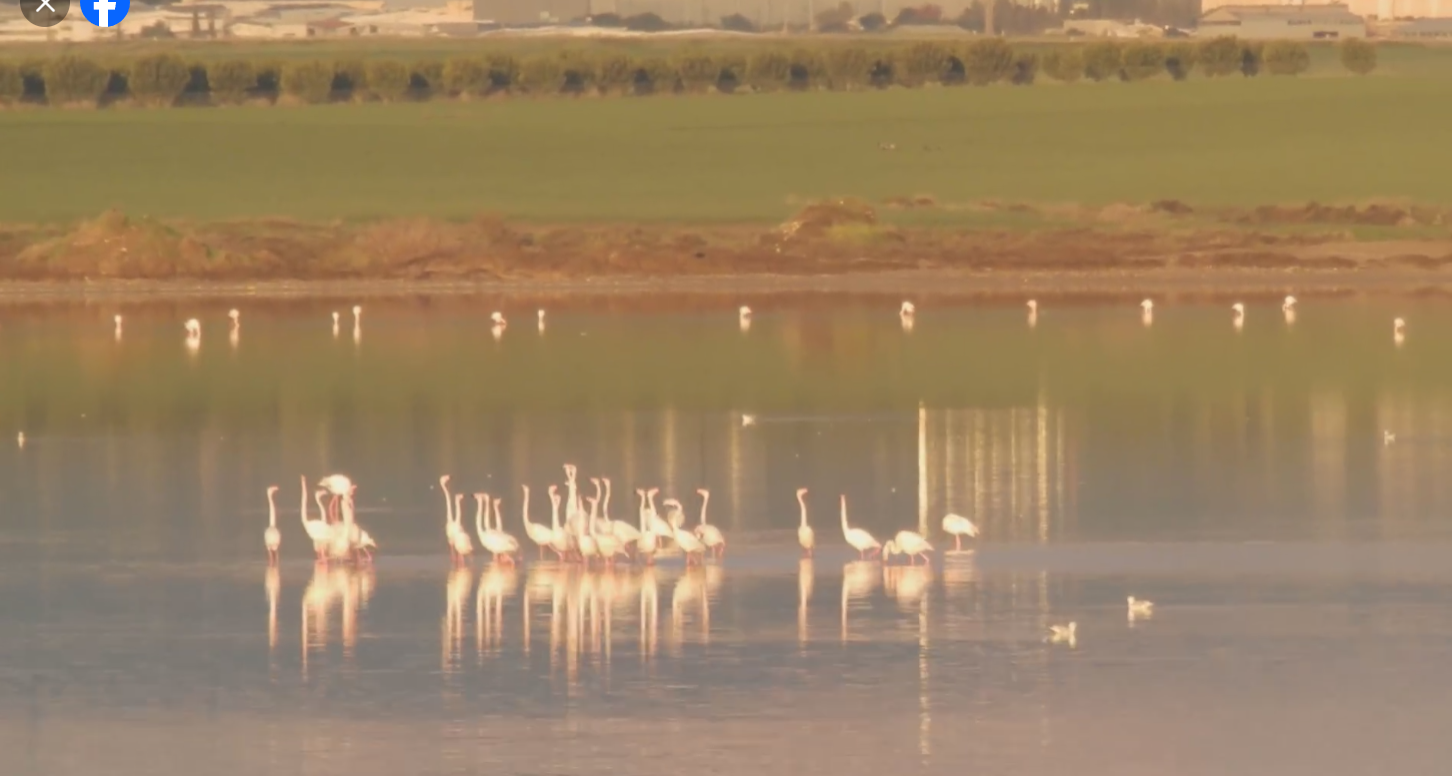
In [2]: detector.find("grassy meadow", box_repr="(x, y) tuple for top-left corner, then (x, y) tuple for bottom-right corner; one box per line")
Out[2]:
(3, 72), (1449, 224)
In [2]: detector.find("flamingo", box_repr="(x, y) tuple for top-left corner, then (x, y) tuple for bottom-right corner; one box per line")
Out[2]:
(263, 485), (281, 565)
(674, 518), (707, 567)
(839, 496), (881, 560)
(491, 497), (520, 563)
(883, 530), (933, 565)
(491, 311), (507, 327)
(1232, 302), (1245, 330)
(351, 305), (362, 343)
(590, 496), (627, 566)
(1027, 299), (1038, 327)
(1282, 295), (1297, 312)
(546, 485), (575, 561)
(647, 491), (674, 539)
(319, 474), (353, 523)
(113, 314), (123, 341)
(228, 309), (240, 329)
(300, 476), (331, 561)
(796, 488), (814, 558)
(576, 496), (600, 566)
(602, 478), (640, 550)
(357, 530), (377, 563)
(184, 318), (201, 351)
(331, 311), (340, 337)
(537, 309), (546, 333)
(520, 485), (552, 559)
(941, 513), (979, 551)
(475, 494), (518, 566)
(563, 464), (585, 533)
(694, 488), (725, 559)
(1141, 298), (1153, 327)
(1394, 317), (1406, 347)
(441, 475), (462, 559)
(900, 301), (915, 332)
(1128, 596), (1154, 618)
(636, 489), (659, 565)
(451, 493), (473, 565)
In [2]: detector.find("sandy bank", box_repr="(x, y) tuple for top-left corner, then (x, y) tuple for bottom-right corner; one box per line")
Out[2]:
(0, 201), (1448, 302)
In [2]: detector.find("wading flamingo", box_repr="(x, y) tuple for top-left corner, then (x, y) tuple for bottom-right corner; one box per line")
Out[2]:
(441, 475), (462, 559)
(451, 493), (473, 565)
(184, 319), (201, 352)
(883, 530), (933, 565)
(840, 496), (881, 560)
(113, 314), (123, 341)
(332, 311), (340, 338)
(1232, 302), (1245, 331)
(590, 496), (627, 566)
(491, 497), (520, 564)
(796, 488), (814, 558)
(739, 306), (752, 333)
(695, 488), (725, 559)
(1140, 299), (1154, 327)
(264, 485), (281, 565)
(900, 301), (915, 332)
(636, 490), (659, 565)
(646, 490), (674, 539)
(1394, 317), (1406, 347)
(941, 513), (979, 551)
(1027, 299), (1038, 327)
(537, 309), (546, 333)
(300, 476), (331, 561)
(602, 478), (640, 550)
(546, 485), (574, 561)
(576, 497), (600, 566)
(674, 518), (707, 567)
(520, 485), (552, 559)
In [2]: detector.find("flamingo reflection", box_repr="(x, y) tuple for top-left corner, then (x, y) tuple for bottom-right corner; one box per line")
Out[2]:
(841, 560), (879, 642)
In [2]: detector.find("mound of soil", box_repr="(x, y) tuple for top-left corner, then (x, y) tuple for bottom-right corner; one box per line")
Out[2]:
(1241, 202), (1444, 228)
(778, 198), (878, 241)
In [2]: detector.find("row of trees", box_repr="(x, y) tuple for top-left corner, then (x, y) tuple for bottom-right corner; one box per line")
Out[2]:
(0, 38), (1378, 108)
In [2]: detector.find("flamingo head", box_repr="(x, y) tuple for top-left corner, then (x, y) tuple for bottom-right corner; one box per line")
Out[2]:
(1394, 317), (1406, 331)
(696, 488), (709, 497)
(332, 311), (340, 323)
(1026, 299), (1037, 311)
(648, 487), (660, 497)
(601, 476), (611, 486)
(537, 309), (545, 320)
(491, 311), (506, 326)
(184, 319), (200, 334)
(900, 301), (915, 316)
(738, 305), (751, 318)
(440, 474), (450, 487)
(797, 487), (808, 497)
(228, 309), (240, 321)
(563, 463), (576, 479)
(1283, 295), (1297, 309)
(548, 484), (558, 497)
(352, 305), (362, 316)
(1140, 299), (1153, 311)
(473, 492), (486, 504)
(1232, 303), (1245, 315)
(114, 314), (123, 325)
(360, 533), (377, 549)
(267, 485), (279, 495)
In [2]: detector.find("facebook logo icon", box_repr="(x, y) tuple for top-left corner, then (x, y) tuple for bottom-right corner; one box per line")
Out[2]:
(80, 0), (130, 27)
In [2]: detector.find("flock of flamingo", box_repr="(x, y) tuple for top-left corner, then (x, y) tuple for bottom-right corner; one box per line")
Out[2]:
(262, 464), (984, 570)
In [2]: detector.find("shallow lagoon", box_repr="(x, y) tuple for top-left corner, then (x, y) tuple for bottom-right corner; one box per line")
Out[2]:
(2, 295), (1451, 775)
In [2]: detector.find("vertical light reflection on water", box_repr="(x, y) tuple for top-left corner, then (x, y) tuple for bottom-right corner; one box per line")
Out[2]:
(1311, 390), (1348, 534)
(640, 566), (659, 666)
(442, 566), (470, 677)
(918, 402), (928, 536)
(1037, 400), (1050, 543)
(918, 586), (931, 762)
(841, 561), (876, 643)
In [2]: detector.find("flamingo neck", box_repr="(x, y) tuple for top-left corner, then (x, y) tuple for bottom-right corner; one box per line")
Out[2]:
(521, 487), (530, 525)
(474, 497), (485, 536)
(267, 492), (277, 527)
(441, 480), (453, 526)
(699, 493), (709, 526)
(797, 493), (807, 527)
(602, 481), (611, 520)
(550, 496), (560, 530)
(299, 478), (309, 526)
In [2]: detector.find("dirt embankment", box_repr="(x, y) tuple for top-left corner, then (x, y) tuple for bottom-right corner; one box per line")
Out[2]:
(2, 199), (1450, 284)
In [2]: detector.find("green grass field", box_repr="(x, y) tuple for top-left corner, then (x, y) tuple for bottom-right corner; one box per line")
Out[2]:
(5, 73), (1451, 223)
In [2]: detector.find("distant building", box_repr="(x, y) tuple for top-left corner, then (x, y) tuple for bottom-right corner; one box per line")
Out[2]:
(471, 0), (589, 24)
(1198, 3), (1368, 38)
(1390, 16), (1452, 34)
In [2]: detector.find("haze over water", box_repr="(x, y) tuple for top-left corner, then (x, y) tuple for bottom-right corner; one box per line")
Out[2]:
(2, 296), (1451, 776)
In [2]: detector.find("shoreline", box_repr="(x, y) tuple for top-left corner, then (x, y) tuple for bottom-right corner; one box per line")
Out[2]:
(4, 268), (1452, 304)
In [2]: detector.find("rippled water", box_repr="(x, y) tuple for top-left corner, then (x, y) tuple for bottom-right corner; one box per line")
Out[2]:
(2, 295), (1451, 775)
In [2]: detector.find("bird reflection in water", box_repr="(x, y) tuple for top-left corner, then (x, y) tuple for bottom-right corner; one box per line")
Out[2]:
(476, 564), (518, 663)
(301, 563), (374, 678)
(798, 559), (813, 650)
(442, 566), (472, 675)
(639, 566), (660, 663)
(884, 564), (932, 610)
(841, 560), (879, 642)
(265, 566), (280, 654)
(670, 567), (710, 653)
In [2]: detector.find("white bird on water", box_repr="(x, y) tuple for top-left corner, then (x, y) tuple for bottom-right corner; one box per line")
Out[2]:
(739, 305), (752, 333)
(1231, 302), (1245, 331)
(1047, 622), (1077, 646)
(331, 311), (340, 338)
(1140, 299), (1154, 326)
(941, 513), (979, 552)
(113, 314), (123, 341)
(883, 530), (933, 565)
(741, 413), (757, 427)
(491, 311), (506, 341)
(1027, 299), (1038, 327)
(263, 485), (281, 565)
(900, 301), (915, 332)
(228, 308), (241, 348)
(17, 431), (24, 449)
(1394, 317), (1406, 347)
(1127, 596), (1154, 619)
(1282, 295), (1297, 324)
(537, 309), (546, 333)
(796, 488), (814, 558)
(351, 305), (362, 344)
(839, 495), (881, 560)
(184, 319), (201, 353)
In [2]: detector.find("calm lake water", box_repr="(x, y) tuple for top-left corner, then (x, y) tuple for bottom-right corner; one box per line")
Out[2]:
(2, 295), (1452, 775)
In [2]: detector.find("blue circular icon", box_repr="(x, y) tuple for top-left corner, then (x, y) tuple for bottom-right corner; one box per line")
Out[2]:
(79, 0), (130, 27)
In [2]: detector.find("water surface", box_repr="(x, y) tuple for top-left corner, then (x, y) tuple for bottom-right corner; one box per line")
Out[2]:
(2, 296), (1450, 775)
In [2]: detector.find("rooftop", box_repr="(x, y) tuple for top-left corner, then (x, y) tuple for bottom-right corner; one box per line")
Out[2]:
(1203, 3), (1363, 19)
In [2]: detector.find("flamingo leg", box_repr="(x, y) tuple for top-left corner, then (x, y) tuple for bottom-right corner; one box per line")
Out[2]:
(955, 535), (962, 552)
